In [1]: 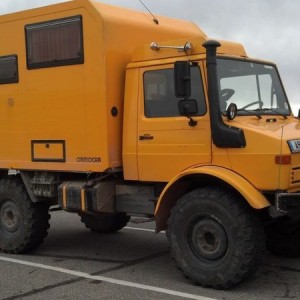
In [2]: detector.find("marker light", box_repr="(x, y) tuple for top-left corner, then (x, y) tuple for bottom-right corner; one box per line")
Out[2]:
(275, 155), (292, 165)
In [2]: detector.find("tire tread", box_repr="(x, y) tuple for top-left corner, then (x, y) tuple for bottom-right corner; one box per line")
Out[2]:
(166, 186), (265, 289)
(0, 177), (50, 254)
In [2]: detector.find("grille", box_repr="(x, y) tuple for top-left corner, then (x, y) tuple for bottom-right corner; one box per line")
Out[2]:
(291, 166), (300, 185)
(290, 154), (300, 187)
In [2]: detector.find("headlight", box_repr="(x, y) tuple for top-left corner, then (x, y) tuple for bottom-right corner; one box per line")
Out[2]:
(288, 139), (300, 153)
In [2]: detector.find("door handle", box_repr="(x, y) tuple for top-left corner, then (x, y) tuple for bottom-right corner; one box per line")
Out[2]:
(139, 134), (154, 140)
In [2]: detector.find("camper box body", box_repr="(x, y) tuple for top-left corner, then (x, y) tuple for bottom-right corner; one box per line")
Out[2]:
(0, 0), (203, 173)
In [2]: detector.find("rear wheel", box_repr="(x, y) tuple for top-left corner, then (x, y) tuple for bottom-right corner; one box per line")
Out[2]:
(265, 218), (300, 257)
(79, 212), (130, 233)
(0, 178), (50, 253)
(167, 187), (265, 289)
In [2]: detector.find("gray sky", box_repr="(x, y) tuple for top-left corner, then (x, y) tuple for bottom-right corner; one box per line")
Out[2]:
(1, 0), (299, 113)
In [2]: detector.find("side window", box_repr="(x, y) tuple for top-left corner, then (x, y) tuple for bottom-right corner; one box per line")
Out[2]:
(144, 67), (206, 118)
(0, 55), (18, 84)
(25, 16), (84, 69)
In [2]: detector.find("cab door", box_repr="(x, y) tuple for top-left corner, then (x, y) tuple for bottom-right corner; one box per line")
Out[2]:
(137, 63), (211, 182)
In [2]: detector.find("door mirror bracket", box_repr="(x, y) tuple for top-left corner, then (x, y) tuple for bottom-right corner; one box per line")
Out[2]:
(178, 99), (198, 127)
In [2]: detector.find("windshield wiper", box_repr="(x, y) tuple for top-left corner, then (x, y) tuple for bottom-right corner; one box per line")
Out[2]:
(236, 108), (262, 119)
(253, 108), (288, 119)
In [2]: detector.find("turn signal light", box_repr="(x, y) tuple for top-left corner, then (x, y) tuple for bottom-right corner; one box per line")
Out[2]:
(275, 155), (292, 165)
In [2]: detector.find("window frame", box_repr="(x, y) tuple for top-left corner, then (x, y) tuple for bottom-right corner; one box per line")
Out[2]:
(25, 15), (84, 70)
(0, 55), (19, 84)
(143, 66), (207, 118)
(216, 57), (291, 116)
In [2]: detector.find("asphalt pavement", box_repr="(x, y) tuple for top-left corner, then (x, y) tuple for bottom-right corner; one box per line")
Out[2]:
(1, 210), (300, 300)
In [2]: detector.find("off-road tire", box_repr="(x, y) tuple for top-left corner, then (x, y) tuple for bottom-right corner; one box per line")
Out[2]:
(0, 178), (50, 253)
(166, 187), (265, 289)
(79, 213), (130, 233)
(265, 218), (300, 257)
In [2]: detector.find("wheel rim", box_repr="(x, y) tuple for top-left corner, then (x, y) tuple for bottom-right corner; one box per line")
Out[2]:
(188, 217), (228, 261)
(0, 200), (21, 233)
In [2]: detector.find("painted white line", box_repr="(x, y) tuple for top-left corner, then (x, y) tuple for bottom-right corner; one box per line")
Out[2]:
(124, 226), (165, 234)
(0, 256), (216, 300)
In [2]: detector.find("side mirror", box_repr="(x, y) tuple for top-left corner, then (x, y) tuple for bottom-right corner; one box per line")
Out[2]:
(174, 61), (191, 98)
(178, 99), (198, 116)
(226, 103), (237, 120)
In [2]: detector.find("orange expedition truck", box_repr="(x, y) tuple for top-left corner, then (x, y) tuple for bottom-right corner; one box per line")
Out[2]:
(0, 0), (300, 289)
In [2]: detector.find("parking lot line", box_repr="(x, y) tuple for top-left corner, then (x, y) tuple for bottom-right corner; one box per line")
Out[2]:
(0, 255), (216, 300)
(124, 226), (162, 233)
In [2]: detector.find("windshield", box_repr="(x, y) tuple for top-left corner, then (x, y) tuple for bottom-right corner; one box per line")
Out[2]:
(217, 58), (291, 116)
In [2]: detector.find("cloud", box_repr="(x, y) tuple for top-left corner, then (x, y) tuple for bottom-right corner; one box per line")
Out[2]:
(1, 0), (299, 112)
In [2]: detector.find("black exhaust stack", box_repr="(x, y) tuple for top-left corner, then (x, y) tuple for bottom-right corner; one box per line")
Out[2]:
(203, 40), (246, 148)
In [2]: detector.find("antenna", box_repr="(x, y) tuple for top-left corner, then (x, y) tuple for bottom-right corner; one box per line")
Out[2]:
(138, 0), (159, 25)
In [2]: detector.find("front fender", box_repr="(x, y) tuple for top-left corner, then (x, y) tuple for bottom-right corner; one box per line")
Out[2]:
(155, 165), (270, 232)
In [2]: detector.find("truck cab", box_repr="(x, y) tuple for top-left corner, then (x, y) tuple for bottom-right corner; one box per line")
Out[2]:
(123, 37), (296, 215)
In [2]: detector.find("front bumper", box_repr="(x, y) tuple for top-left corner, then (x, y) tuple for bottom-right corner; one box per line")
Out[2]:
(275, 193), (300, 217)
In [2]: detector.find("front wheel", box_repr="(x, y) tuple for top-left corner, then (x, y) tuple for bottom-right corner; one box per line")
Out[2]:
(265, 218), (300, 257)
(166, 187), (265, 289)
